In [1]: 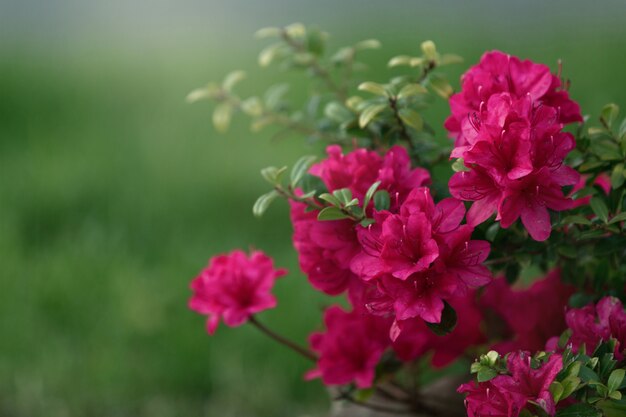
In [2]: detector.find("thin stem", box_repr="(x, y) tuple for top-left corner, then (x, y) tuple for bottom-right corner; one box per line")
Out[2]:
(249, 316), (317, 362)
(388, 97), (416, 155)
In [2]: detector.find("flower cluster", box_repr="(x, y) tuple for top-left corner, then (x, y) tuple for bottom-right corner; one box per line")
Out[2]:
(549, 296), (626, 357)
(351, 187), (491, 331)
(290, 145), (431, 296)
(447, 51), (583, 241)
(188, 249), (286, 334)
(458, 352), (563, 417)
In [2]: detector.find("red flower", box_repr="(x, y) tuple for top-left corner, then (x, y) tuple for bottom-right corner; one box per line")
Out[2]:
(562, 296), (626, 357)
(189, 250), (286, 334)
(291, 145), (430, 296)
(481, 270), (574, 354)
(445, 50), (581, 147)
(351, 188), (491, 327)
(306, 306), (391, 388)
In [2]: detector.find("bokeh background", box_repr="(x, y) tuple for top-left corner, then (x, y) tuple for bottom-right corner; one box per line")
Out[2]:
(1, 1), (625, 416)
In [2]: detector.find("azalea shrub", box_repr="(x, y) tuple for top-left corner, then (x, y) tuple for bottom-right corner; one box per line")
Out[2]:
(187, 23), (626, 417)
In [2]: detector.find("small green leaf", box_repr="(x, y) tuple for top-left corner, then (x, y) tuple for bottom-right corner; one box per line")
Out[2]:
(452, 158), (469, 172)
(373, 190), (390, 211)
(590, 197), (609, 223)
(317, 206), (351, 221)
(601, 103), (620, 129)
(186, 83), (220, 103)
(318, 193), (342, 207)
(358, 82), (389, 97)
(284, 22), (306, 38)
(426, 301), (457, 336)
(363, 181), (382, 209)
(260, 166), (287, 185)
(388, 55), (413, 67)
(420, 40), (437, 60)
(332, 188), (353, 204)
(253, 190), (280, 217)
(354, 39), (381, 50)
(611, 163), (625, 189)
(485, 223), (500, 242)
(258, 43), (284, 67)
(561, 215), (592, 226)
(290, 155), (317, 188)
(222, 70), (246, 91)
(324, 102), (353, 123)
(397, 83), (428, 100)
(212, 103), (233, 132)
(476, 367), (497, 382)
(550, 381), (565, 403)
(439, 54), (463, 65)
(608, 369), (625, 393)
(358, 103), (387, 128)
(264, 84), (290, 110)
(254, 27), (281, 38)
(398, 108), (424, 130)
(241, 97), (264, 116)
(608, 212), (626, 224)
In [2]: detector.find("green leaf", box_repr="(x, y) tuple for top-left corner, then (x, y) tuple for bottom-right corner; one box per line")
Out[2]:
(439, 54), (463, 65)
(590, 139), (622, 161)
(597, 399), (626, 417)
(260, 166), (287, 185)
(608, 212), (626, 224)
(332, 188), (353, 205)
(608, 369), (625, 393)
(317, 206), (351, 221)
(290, 155), (317, 188)
(425, 301), (457, 336)
(560, 376), (582, 400)
(427, 74), (453, 99)
(550, 381), (565, 403)
(363, 181), (382, 209)
(561, 215), (592, 226)
(590, 196), (609, 223)
(611, 163), (625, 189)
(318, 193), (342, 207)
(264, 84), (290, 110)
(354, 39), (381, 50)
(420, 40), (437, 60)
(186, 83), (220, 103)
(388, 55), (413, 67)
(222, 70), (246, 91)
(601, 103), (620, 129)
(324, 102), (353, 123)
(258, 43), (284, 67)
(397, 83), (428, 100)
(398, 108), (424, 130)
(477, 367), (498, 382)
(358, 103), (387, 128)
(452, 158), (469, 172)
(252, 190), (279, 217)
(555, 403), (601, 417)
(358, 82), (389, 97)
(306, 27), (325, 55)
(212, 103), (233, 132)
(373, 190), (390, 211)
(241, 97), (264, 116)
(485, 223), (500, 242)
(254, 27), (281, 38)
(284, 22), (306, 38)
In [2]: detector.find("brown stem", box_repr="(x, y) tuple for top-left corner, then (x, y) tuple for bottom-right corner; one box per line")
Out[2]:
(249, 316), (317, 362)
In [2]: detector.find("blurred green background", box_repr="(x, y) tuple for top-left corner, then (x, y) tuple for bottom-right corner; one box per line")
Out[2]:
(1, 1), (625, 416)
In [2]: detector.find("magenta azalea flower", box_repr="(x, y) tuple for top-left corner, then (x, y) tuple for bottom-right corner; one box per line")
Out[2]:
(481, 270), (574, 354)
(291, 145), (430, 296)
(448, 92), (579, 241)
(562, 296), (626, 357)
(188, 249), (286, 334)
(445, 50), (582, 147)
(306, 306), (391, 388)
(458, 352), (563, 417)
(350, 187), (491, 327)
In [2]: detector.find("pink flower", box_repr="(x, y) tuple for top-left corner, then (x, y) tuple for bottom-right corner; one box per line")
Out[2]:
(481, 270), (574, 354)
(445, 50), (581, 147)
(392, 292), (485, 367)
(562, 296), (626, 357)
(351, 188), (491, 326)
(448, 93), (579, 241)
(306, 306), (391, 388)
(189, 250), (287, 334)
(458, 352), (563, 417)
(458, 376), (527, 417)
(291, 145), (431, 296)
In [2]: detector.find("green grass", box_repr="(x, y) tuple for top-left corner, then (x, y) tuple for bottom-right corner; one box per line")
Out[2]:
(1, 29), (625, 416)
